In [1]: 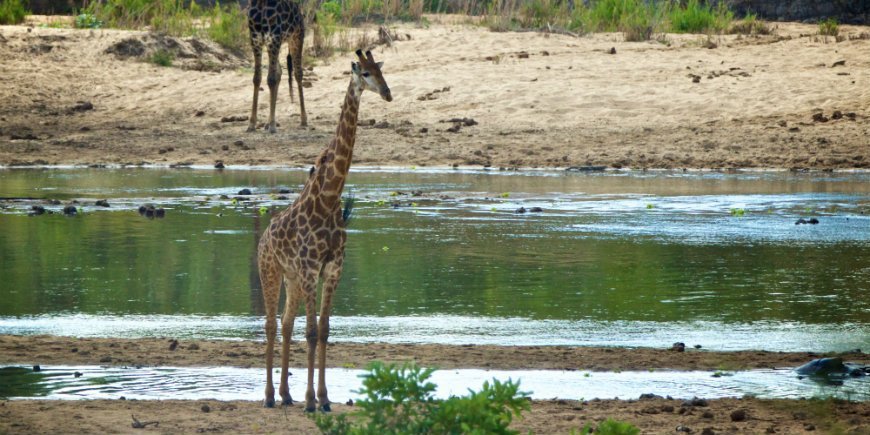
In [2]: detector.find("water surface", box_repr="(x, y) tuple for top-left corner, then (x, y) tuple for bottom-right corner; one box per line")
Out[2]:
(1, 168), (868, 351)
(2, 364), (868, 402)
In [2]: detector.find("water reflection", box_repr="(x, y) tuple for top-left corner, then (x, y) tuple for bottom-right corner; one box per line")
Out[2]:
(1, 168), (869, 350)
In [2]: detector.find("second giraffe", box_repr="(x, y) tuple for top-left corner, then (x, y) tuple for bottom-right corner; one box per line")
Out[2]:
(247, 0), (307, 132)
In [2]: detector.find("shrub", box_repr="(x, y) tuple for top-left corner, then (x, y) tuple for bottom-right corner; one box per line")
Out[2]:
(574, 418), (641, 435)
(204, 2), (247, 51)
(148, 49), (174, 67)
(311, 362), (531, 434)
(619, 3), (660, 41)
(518, 0), (567, 29)
(0, 0), (29, 25)
(819, 17), (838, 36)
(74, 13), (104, 29)
(729, 12), (772, 35)
(669, 0), (732, 34)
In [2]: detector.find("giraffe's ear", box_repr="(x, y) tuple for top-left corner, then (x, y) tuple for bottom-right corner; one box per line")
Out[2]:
(376, 61), (384, 69)
(351, 62), (360, 74)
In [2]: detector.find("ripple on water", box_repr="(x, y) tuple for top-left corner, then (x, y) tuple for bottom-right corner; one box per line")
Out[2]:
(1, 365), (868, 402)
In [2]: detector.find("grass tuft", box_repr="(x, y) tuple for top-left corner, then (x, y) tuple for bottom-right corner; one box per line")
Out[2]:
(729, 12), (772, 35)
(79, 0), (246, 51)
(669, 0), (732, 34)
(818, 17), (839, 36)
(0, 0), (29, 25)
(204, 2), (247, 52)
(148, 49), (174, 67)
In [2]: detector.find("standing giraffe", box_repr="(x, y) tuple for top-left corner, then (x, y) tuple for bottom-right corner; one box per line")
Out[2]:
(257, 50), (392, 411)
(247, 0), (307, 132)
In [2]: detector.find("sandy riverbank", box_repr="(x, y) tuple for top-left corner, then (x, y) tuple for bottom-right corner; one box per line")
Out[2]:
(1, 18), (868, 171)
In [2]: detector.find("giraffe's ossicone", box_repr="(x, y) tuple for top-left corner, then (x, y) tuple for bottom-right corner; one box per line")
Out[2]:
(257, 50), (392, 412)
(247, 0), (307, 133)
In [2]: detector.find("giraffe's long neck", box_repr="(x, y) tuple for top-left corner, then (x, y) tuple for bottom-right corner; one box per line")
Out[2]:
(298, 79), (362, 213)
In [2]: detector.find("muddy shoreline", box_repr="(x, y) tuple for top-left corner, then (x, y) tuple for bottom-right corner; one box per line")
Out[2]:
(2, 335), (870, 433)
(2, 335), (867, 371)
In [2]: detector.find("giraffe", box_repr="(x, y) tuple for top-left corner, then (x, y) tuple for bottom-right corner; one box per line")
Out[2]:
(257, 49), (392, 411)
(247, 0), (307, 133)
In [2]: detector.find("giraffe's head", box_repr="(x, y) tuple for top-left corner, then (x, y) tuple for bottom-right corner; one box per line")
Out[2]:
(351, 49), (392, 102)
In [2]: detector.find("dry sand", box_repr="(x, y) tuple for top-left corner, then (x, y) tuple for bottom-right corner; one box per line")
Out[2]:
(2, 16), (870, 434)
(1, 17), (868, 170)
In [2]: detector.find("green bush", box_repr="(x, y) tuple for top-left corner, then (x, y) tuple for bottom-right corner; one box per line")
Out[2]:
(320, 0), (343, 21)
(669, 0), (732, 34)
(729, 12), (771, 35)
(148, 49), (174, 67)
(0, 0), (29, 25)
(311, 362), (531, 434)
(74, 13), (104, 29)
(518, 0), (567, 29)
(574, 418), (641, 435)
(204, 3), (247, 51)
(585, 0), (649, 32)
(570, 0), (667, 41)
(819, 17), (838, 36)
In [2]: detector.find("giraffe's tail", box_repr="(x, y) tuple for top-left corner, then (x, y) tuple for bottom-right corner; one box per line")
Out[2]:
(342, 193), (355, 226)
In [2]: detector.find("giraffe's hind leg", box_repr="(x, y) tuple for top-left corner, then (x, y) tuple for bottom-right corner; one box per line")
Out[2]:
(289, 34), (307, 127)
(247, 37), (263, 133)
(259, 256), (282, 407)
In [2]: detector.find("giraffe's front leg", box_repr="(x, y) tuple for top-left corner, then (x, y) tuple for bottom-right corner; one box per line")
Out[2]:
(259, 260), (282, 408)
(301, 274), (319, 412)
(316, 258), (343, 412)
(279, 276), (302, 406)
(248, 41), (263, 133)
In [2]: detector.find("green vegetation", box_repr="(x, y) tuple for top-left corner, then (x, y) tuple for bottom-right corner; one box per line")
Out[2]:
(668, 0), (731, 34)
(7, 0), (761, 59)
(484, 0), (738, 40)
(311, 362), (530, 434)
(0, 0), (29, 25)
(573, 418), (641, 435)
(78, 0), (247, 50)
(74, 13), (104, 29)
(147, 49), (174, 67)
(818, 17), (838, 36)
(729, 12), (772, 35)
(204, 2), (248, 52)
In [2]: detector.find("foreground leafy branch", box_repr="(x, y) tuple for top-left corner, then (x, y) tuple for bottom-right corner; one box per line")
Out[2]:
(311, 362), (530, 434)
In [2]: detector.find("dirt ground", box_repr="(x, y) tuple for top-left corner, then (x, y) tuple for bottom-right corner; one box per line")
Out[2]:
(1, 335), (869, 434)
(2, 15), (870, 434)
(0, 17), (868, 170)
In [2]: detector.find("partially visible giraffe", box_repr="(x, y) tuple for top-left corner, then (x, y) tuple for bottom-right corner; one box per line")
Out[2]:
(247, 0), (307, 133)
(257, 50), (392, 411)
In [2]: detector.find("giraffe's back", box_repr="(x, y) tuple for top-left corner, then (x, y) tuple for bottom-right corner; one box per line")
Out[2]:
(248, 0), (304, 40)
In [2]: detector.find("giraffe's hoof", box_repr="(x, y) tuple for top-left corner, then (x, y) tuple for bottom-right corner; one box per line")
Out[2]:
(264, 397), (276, 408)
(246, 125), (257, 133)
(281, 396), (293, 406)
(320, 403), (331, 413)
(304, 406), (317, 413)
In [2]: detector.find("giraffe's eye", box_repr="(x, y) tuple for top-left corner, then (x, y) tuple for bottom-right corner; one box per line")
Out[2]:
(362, 72), (370, 78)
